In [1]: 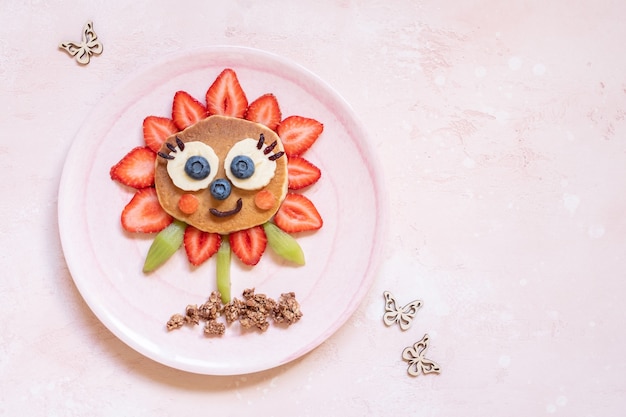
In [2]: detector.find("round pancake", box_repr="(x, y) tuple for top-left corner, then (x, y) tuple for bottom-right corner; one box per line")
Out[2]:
(154, 115), (288, 234)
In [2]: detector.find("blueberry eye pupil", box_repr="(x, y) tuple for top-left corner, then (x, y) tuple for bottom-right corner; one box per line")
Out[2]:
(185, 156), (210, 180)
(230, 155), (255, 179)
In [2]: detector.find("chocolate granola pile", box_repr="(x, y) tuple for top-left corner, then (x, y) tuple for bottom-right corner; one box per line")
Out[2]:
(166, 289), (302, 337)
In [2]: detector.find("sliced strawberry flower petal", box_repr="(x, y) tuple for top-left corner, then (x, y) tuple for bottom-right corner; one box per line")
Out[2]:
(143, 116), (178, 153)
(121, 188), (173, 233)
(205, 68), (248, 118)
(229, 225), (267, 266)
(287, 156), (321, 190)
(274, 193), (323, 233)
(277, 115), (323, 157)
(110, 146), (156, 189)
(245, 93), (282, 131)
(184, 226), (221, 266)
(172, 91), (208, 131)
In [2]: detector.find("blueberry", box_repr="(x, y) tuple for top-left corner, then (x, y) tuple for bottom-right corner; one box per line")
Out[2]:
(184, 156), (210, 180)
(210, 178), (231, 200)
(230, 155), (255, 179)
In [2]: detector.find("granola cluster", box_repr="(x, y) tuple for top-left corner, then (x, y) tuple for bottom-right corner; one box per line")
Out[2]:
(166, 289), (303, 337)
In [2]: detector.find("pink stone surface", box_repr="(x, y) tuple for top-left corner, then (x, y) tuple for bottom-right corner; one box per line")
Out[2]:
(2, 0), (626, 415)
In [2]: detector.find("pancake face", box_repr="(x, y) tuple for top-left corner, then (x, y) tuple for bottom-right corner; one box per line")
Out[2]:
(154, 115), (288, 234)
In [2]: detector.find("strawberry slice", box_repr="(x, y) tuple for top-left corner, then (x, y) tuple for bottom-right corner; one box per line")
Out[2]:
(143, 116), (178, 153)
(172, 90), (207, 131)
(245, 93), (282, 131)
(183, 226), (221, 266)
(121, 188), (173, 233)
(277, 116), (324, 157)
(110, 146), (157, 189)
(205, 68), (248, 118)
(229, 225), (267, 266)
(287, 156), (321, 190)
(274, 193), (323, 233)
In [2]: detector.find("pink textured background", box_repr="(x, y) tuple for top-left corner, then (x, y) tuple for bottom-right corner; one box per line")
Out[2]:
(1, 0), (625, 415)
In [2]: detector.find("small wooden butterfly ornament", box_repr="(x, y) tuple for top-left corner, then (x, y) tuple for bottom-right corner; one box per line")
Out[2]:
(402, 334), (441, 377)
(382, 291), (422, 331)
(59, 21), (103, 65)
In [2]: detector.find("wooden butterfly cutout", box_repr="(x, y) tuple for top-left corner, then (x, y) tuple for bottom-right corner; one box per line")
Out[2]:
(382, 291), (422, 331)
(59, 21), (103, 65)
(402, 334), (441, 377)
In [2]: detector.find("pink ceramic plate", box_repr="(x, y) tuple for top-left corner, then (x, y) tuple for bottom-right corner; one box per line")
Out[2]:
(58, 46), (384, 375)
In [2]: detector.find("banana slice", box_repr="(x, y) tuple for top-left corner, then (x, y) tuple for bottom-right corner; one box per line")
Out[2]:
(224, 138), (277, 190)
(166, 141), (219, 191)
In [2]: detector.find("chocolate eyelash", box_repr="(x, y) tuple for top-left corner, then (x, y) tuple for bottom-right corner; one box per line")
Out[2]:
(256, 133), (265, 149)
(176, 136), (185, 151)
(269, 151), (284, 161)
(158, 136), (185, 160)
(257, 133), (283, 161)
(263, 140), (277, 154)
(157, 151), (174, 160)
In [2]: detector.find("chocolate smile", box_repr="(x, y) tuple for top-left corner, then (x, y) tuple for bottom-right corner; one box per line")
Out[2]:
(209, 198), (243, 218)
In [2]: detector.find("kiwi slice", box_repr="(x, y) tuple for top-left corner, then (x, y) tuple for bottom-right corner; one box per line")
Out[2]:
(263, 222), (305, 266)
(143, 220), (186, 272)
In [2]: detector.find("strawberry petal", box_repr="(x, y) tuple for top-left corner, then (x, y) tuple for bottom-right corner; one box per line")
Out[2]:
(205, 68), (248, 118)
(277, 116), (323, 157)
(143, 116), (178, 153)
(274, 193), (323, 233)
(121, 188), (173, 233)
(245, 93), (282, 131)
(110, 146), (156, 189)
(229, 226), (267, 266)
(287, 156), (321, 190)
(184, 226), (221, 266)
(172, 91), (207, 131)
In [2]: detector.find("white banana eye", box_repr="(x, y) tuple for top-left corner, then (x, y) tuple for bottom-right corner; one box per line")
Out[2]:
(224, 138), (278, 190)
(165, 140), (219, 191)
